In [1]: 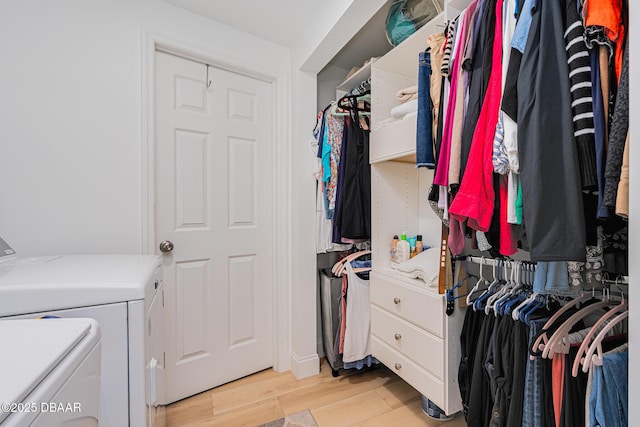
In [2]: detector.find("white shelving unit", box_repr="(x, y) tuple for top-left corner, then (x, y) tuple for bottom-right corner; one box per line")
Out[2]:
(368, 1), (470, 416)
(335, 58), (376, 99)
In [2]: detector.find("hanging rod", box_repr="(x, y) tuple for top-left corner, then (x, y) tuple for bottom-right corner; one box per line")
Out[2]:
(456, 255), (532, 267)
(456, 255), (629, 285)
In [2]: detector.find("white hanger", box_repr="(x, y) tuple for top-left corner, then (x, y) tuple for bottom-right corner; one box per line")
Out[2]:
(485, 260), (508, 314)
(581, 309), (628, 372)
(572, 289), (627, 375)
(331, 250), (371, 277)
(488, 260), (524, 316)
(480, 260), (506, 314)
(529, 288), (594, 360)
(492, 260), (521, 317)
(466, 257), (488, 306)
(542, 290), (617, 359)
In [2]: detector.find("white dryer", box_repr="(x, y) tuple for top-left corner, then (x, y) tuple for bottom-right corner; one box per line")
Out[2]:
(0, 318), (101, 426)
(0, 254), (165, 427)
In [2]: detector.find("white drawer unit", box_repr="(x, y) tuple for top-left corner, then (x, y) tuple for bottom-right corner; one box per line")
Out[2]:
(371, 305), (444, 379)
(370, 271), (445, 337)
(371, 336), (446, 406)
(366, 3), (472, 416)
(370, 270), (464, 415)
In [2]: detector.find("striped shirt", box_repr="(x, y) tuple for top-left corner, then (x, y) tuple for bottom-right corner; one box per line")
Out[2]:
(564, 0), (597, 189)
(441, 19), (457, 76)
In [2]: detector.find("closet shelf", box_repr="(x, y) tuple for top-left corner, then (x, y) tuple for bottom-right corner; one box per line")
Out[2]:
(374, 12), (445, 75)
(371, 113), (417, 163)
(336, 58), (376, 94)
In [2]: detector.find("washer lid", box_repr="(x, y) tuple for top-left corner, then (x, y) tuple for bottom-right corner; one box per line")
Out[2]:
(0, 254), (160, 316)
(0, 319), (91, 422)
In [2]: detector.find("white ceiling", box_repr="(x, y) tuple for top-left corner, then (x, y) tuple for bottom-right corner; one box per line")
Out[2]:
(161, 0), (393, 73)
(160, 0), (323, 48)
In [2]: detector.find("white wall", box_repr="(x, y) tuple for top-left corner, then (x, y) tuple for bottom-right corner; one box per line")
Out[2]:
(317, 64), (350, 111)
(287, 0), (390, 379)
(0, 0), (302, 381)
(0, 0), (290, 256)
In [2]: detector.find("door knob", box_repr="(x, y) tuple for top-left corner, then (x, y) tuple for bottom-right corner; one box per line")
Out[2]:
(159, 240), (174, 253)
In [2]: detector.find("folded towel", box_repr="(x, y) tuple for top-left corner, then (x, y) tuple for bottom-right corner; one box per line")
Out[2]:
(391, 246), (439, 287)
(390, 99), (418, 118)
(396, 86), (418, 103)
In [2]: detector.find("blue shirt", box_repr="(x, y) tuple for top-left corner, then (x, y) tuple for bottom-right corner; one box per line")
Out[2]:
(511, 0), (535, 53)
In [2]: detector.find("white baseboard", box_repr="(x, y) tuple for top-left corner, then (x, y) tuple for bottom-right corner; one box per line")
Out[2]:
(289, 351), (320, 379)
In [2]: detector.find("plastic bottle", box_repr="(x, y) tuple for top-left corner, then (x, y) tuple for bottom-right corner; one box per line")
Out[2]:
(396, 232), (411, 263)
(416, 235), (424, 254)
(408, 236), (417, 258)
(390, 235), (399, 264)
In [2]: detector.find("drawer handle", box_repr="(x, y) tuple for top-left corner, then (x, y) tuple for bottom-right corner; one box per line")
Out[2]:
(394, 333), (402, 340)
(394, 363), (402, 370)
(393, 297), (401, 304)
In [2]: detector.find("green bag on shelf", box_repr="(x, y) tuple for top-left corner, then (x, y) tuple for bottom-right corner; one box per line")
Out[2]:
(385, 0), (445, 46)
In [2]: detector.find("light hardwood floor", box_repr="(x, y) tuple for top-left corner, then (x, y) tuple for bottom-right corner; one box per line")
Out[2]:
(165, 359), (467, 427)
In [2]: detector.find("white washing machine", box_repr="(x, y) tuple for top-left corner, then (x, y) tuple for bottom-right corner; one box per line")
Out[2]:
(0, 318), (101, 426)
(0, 254), (165, 427)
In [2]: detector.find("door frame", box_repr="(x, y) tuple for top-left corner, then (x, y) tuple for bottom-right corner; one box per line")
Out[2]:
(140, 30), (291, 374)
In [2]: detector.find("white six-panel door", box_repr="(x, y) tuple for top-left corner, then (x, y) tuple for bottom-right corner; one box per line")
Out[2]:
(155, 51), (274, 403)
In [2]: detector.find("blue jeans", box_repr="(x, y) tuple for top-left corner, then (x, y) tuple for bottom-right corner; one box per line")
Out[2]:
(522, 318), (547, 427)
(532, 261), (579, 297)
(416, 50), (435, 168)
(590, 351), (628, 427)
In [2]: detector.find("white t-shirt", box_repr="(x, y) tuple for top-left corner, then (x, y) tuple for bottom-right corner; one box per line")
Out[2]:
(342, 262), (371, 363)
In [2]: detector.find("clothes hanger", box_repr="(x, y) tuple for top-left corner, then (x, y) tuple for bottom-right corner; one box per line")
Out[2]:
(330, 101), (351, 117)
(473, 259), (503, 312)
(331, 250), (372, 277)
(485, 260), (511, 315)
(338, 91), (370, 105)
(448, 258), (478, 297)
(445, 271), (477, 315)
(494, 260), (524, 316)
(336, 93), (371, 117)
(521, 294), (547, 325)
(331, 102), (371, 118)
(529, 289), (595, 360)
(503, 290), (529, 317)
(512, 291), (539, 321)
(348, 78), (371, 96)
(518, 274), (546, 324)
(472, 260), (495, 311)
(511, 265), (539, 321)
(581, 309), (628, 372)
(466, 257), (489, 306)
(542, 290), (618, 359)
(571, 289), (627, 376)
(492, 262), (514, 316)
(494, 260), (521, 316)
